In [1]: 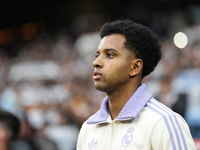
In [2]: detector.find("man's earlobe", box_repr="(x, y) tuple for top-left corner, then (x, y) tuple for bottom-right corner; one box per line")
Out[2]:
(130, 59), (143, 77)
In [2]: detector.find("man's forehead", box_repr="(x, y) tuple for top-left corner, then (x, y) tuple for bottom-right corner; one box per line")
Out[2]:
(98, 34), (126, 51)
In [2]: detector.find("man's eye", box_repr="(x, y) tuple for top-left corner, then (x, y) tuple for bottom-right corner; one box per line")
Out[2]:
(95, 54), (99, 58)
(107, 53), (115, 58)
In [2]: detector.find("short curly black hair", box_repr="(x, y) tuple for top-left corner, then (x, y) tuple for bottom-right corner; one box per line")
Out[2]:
(100, 20), (162, 78)
(0, 110), (20, 140)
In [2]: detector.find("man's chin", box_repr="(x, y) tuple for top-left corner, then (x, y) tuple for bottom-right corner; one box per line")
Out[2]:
(94, 84), (112, 94)
(94, 84), (107, 92)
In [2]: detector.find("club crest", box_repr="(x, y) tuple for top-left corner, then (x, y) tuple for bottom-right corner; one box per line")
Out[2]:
(121, 127), (134, 147)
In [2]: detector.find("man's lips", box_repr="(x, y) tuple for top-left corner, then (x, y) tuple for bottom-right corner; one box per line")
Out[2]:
(93, 72), (102, 80)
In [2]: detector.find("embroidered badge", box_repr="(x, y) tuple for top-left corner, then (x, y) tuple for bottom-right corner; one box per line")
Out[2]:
(121, 127), (134, 147)
(88, 139), (98, 150)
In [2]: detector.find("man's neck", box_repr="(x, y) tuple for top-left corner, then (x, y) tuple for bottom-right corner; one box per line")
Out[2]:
(108, 82), (141, 120)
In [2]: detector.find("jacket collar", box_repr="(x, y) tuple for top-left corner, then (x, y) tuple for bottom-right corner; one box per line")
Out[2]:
(87, 83), (152, 124)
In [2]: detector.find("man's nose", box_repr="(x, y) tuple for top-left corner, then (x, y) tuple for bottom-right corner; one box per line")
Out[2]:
(92, 56), (103, 68)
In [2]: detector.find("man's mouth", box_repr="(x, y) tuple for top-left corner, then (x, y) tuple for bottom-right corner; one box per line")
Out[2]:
(93, 72), (102, 80)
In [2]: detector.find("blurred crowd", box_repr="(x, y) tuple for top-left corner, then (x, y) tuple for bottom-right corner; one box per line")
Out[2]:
(0, 12), (200, 150)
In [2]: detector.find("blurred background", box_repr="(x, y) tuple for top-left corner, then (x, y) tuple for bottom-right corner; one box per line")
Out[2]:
(0, 0), (200, 149)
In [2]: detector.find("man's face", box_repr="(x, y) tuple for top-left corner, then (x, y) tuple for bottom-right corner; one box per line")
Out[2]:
(92, 34), (135, 94)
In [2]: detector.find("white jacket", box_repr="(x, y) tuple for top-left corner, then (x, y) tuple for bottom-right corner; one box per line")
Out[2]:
(77, 84), (196, 150)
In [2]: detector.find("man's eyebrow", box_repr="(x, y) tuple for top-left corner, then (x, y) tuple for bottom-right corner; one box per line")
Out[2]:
(104, 48), (118, 53)
(96, 48), (118, 54)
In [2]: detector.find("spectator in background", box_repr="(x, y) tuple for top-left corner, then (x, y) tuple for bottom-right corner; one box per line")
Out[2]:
(45, 111), (79, 150)
(0, 109), (20, 150)
(155, 75), (174, 108)
(172, 93), (187, 118)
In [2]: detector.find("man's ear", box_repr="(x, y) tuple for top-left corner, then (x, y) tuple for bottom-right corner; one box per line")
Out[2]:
(130, 59), (143, 77)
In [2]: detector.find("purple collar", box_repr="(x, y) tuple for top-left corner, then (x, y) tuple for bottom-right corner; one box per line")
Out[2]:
(87, 83), (152, 124)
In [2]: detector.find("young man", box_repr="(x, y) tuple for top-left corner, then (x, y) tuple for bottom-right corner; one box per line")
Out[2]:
(77, 20), (196, 150)
(0, 110), (20, 150)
